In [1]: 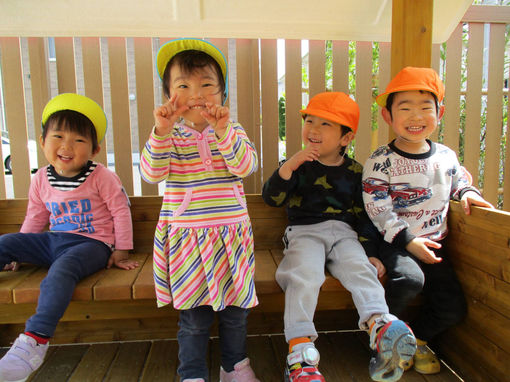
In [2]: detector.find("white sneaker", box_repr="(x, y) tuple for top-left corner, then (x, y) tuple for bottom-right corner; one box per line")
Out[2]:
(0, 334), (49, 382)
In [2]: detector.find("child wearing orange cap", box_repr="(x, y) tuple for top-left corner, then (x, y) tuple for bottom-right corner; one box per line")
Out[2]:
(262, 92), (416, 382)
(140, 38), (259, 382)
(0, 93), (138, 382)
(362, 67), (494, 374)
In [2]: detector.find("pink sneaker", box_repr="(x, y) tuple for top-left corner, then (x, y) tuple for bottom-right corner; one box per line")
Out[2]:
(182, 379), (205, 382)
(220, 358), (260, 382)
(0, 333), (49, 382)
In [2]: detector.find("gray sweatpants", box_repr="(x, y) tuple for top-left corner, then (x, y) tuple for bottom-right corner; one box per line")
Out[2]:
(276, 220), (388, 342)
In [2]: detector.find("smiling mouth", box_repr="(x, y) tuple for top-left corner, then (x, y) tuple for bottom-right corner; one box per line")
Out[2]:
(189, 105), (205, 110)
(406, 126), (425, 132)
(309, 138), (322, 144)
(58, 155), (73, 161)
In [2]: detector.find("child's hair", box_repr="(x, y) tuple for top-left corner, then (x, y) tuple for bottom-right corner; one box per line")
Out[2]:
(42, 110), (99, 153)
(385, 90), (439, 118)
(162, 50), (226, 101)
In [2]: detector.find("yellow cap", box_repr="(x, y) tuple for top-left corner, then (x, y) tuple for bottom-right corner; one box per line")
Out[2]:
(42, 93), (107, 143)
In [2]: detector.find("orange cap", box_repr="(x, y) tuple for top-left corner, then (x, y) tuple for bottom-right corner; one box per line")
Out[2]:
(300, 92), (360, 134)
(376, 67), (445, 107)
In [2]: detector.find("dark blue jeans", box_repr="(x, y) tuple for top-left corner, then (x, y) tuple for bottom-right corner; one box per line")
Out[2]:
(0, 232), (110, 337)
(177, 305), (250, 380)
(378, 239), (467, 342)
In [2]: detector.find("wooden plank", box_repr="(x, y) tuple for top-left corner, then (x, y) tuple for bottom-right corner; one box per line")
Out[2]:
(390, 0), (433, 75)
(68, 343), (119, 382)
(253, 249), (280, 294)
(30, 344), (88, 382)
(505, 64), (510, 210)
(327, 331), (373, 380)
(103, 341), (151, 382)
(0, 198), (28, 224)
(27, 37), (50, 169)
(285, 39), (303, 159)
(376, 42), (391, 149)
(0, 37), (31, 198)
(332, 40), (350, 94)
(245, 336), (282, 381)
(0, 264), (39, 303)
(12, 267), (48, 304)
(309, 39), (326, 98)
(81, 37), (107, 166)
(133, 37), (158, 196)
(235, 39), (260, 193)
(260, 39), (279, 185)
(107, 37), (134, 196)
(440, 323), (510, 382)
(54, 37), (76, 93)
(463, 22), (485, 187)
(483, 23), (506, 205)
(355, 41), (373, 163)
(72, 268), (107, 301)
(132, 253), (155, 299)
(139, 340), (178, 382)
(443, 23), (463, 153)
(93, 253), (147, 300)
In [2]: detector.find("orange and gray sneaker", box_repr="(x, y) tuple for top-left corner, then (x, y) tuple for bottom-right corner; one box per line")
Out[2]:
(368, 314), (417, 381)
(285, 343), (325, 382)
(413, 339), (441, 374)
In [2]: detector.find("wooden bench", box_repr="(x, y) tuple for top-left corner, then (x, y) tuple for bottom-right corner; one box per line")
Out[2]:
(1, 195), (509, 382)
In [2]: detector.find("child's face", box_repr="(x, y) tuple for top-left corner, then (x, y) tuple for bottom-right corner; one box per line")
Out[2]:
(40, 123), (99, 177)
(382, 90), (444, 151)
(168, 64), (223, 129)
(302, 115), (353, 165)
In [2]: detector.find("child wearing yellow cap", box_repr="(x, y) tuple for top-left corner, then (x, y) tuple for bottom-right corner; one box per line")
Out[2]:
(362, 67), (494, 374)
(262, 92), (416, 382)
(0, 93), (138, 382)
(140, 38), (259, 382)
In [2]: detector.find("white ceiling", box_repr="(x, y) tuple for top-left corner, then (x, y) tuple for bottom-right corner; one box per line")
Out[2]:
(0, 0), (472, 43)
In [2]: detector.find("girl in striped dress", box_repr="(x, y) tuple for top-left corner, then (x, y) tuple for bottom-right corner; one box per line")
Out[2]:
(140, 38), (260, 382)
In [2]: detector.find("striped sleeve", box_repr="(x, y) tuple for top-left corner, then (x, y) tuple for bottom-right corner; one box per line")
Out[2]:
(216, 122), (258, 178)
(139, 127), (173, 184)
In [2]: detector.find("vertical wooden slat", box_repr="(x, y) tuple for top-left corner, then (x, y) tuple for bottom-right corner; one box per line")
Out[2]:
(332, 41), (350, 94)
(133, 37), (157, 196)
(355, 41), (373, 163)
(209, 38), (229, 110)
(504, 67), (510, 209)
(429, 43), (442, 142)
(308, 40), (325, 98)
(236, 39), (260, 193)
(107, 37), (133, 195)
(27, 37), (50, 169)
(54, 37), (76, 94)
(376, 42), (391, 150)
(285, 39), (302, 159)
(260, 39), (278, 185)
(81, 37), (107, 166)
(483, 23), (506, 205)
(443, 23), (463, 153)
(464, 23), (485, 187)
(0, 37), (31, 198)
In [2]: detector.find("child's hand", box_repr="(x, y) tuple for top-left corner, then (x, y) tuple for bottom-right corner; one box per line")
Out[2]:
(201, 102), (230, 138)
(2, 261), (19, 272)
(460, 190), (494, 215)
(368, 257), (386, 278)
(154, 94), (189, 136)
(406, 238), (442, 264)
(278, 146), (320, 180)
(107, 250), (139, 270)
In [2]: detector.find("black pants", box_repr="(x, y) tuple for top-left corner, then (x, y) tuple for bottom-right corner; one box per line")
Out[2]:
(378, 239), (467, 342)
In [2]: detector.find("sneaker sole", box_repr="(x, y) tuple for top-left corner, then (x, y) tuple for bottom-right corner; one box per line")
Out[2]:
(369, 321), (417, 382)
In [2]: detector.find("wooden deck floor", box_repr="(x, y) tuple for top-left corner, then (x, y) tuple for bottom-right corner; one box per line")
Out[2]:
(0, 331), (464, 382)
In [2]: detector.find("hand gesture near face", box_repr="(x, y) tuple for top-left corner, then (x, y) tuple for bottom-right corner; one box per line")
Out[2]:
(153, 94), (189, 136)
(201, 102), (230, 138)
(278, 145), (320, 180)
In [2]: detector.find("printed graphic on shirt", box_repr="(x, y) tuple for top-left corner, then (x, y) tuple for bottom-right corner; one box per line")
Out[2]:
(46, 199), (95, 233)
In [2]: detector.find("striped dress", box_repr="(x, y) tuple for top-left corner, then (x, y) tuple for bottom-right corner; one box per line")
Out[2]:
(140, 121), (259, 310)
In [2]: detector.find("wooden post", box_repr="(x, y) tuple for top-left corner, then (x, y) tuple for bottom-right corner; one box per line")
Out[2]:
(388, 0), (434, 140)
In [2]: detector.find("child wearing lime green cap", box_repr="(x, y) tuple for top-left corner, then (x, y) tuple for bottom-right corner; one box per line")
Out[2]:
(140, 38), (259, 382)
(362, 67), (494, 375)
(0, 93), (138, 382)
(262, 91), (416, 382)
